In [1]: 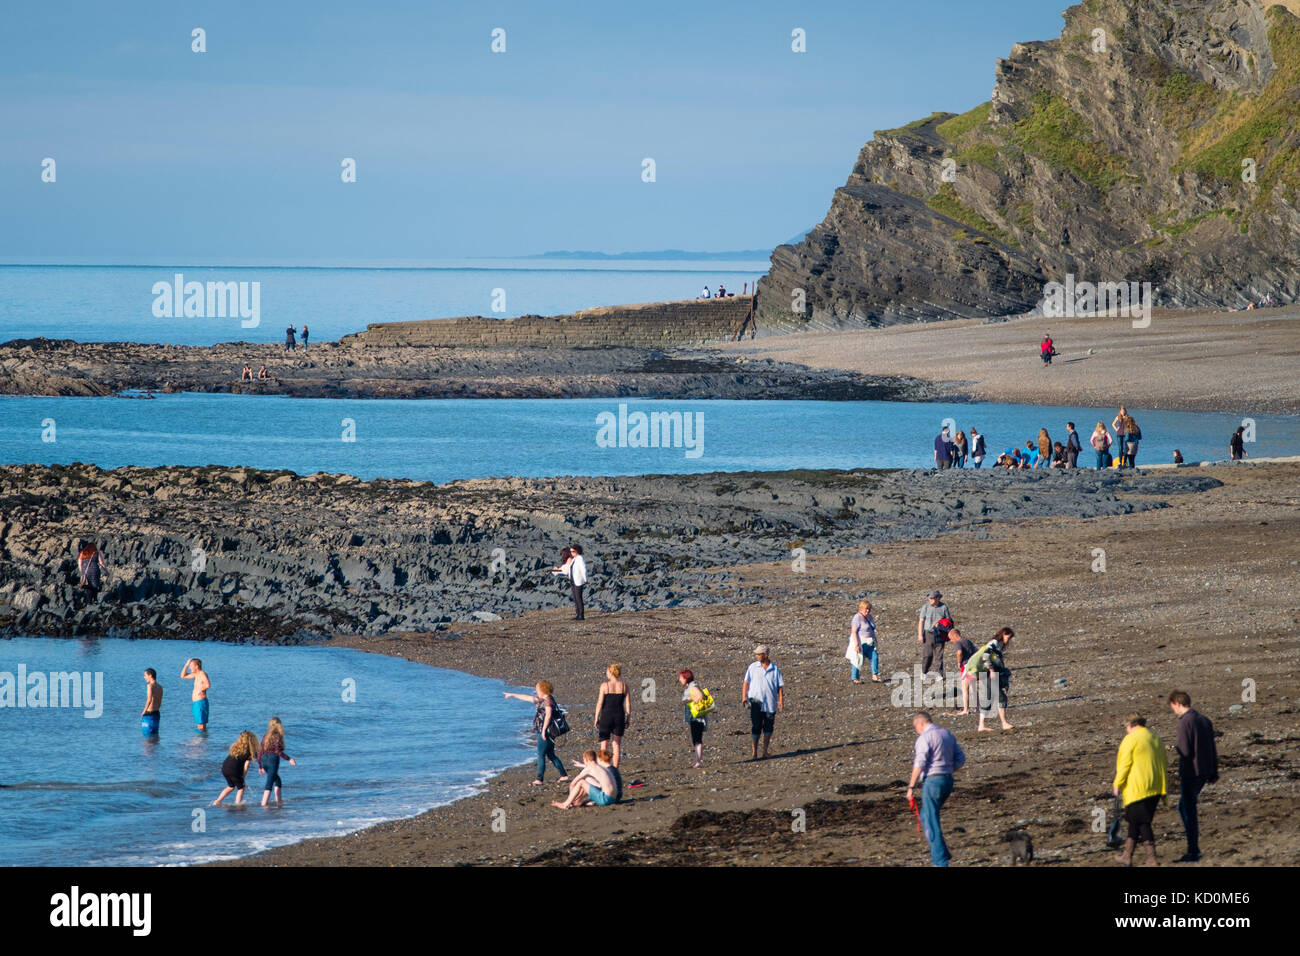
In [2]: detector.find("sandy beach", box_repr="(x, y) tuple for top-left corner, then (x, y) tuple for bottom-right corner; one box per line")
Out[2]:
(712, 307), (1300, 414)
(219, 460), (1300, 867)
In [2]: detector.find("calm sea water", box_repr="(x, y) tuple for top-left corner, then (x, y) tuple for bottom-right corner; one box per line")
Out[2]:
(2, 394), (1295, 480)
(0, 637), (534, 867)
(0, 261), (767, 346)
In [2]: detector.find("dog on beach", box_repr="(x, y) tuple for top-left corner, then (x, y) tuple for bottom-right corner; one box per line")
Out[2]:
(1004, 829), (1034, 865)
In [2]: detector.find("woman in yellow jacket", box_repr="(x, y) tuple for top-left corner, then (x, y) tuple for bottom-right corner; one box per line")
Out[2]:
(1112, 713), (1168, 866)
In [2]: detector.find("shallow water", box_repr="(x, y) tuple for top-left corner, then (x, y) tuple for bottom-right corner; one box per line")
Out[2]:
(1, 394), (1295, 481)
(0, 637), (533, 866)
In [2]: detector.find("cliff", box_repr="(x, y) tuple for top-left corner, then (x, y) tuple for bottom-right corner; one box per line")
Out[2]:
(758, 0), (1300, 328)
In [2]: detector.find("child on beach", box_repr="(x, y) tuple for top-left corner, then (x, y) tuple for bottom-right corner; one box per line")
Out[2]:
(213, 730), (261, 805)
(551, 750), (617, 809)
(258, 716), (297, 806)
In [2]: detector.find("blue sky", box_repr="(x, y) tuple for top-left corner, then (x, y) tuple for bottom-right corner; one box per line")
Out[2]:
(0, 0), (1069, 263)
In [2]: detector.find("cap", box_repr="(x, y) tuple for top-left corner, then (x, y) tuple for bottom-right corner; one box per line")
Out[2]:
(754, 644), (769, 655)
(927, 590), (942, 599)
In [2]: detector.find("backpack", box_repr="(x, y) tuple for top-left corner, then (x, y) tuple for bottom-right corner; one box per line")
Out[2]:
(688, 688), (715, 719)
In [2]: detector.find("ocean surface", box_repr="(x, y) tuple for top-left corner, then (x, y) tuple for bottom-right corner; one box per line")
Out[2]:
(0, 637), (533, 867)
(1, 394), (1296, 480)
(0, 261), (767, 346)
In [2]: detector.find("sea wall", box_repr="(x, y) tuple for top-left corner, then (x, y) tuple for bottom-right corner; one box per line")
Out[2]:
(340, 297), (757, 348)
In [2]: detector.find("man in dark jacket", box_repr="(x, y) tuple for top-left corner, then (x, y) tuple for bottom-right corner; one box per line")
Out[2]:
(1065, 422), (1082, 468)
(1168, 690), (1218, 862)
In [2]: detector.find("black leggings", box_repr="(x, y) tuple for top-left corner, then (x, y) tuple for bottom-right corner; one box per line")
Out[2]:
(1125, 795), (1159, 844)
(688, 720), (705, 746)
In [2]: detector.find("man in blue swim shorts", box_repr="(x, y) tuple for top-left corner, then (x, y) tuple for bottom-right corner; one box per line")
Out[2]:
(181, 658), (210, 730)
(141, 668), (162, 736)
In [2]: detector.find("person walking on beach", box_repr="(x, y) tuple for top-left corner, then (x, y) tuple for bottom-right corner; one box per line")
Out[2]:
(593, 664), (630, 767)
(933, 426), (954, 469)
(77, 540), (108, 602)
(1168, 691), (1218, 863)
(1065, 422), (1081, 468)
(1040, 334), (1056, 365)
(847, 600), (880, 683)
(679, 670), (711, 767)
(741, 645), (784, 760)
(180, 658), (210, 731)
(946, 628), (978, 715)
(300, 324), (309, 352)
(1112, 713), (1168, 866)
(258, 716), (297, 807)
(504, 681), (568, 786)
(552, 750), (617, 809)
(952, 430), (968, 468)
(284, 325), (296, 351)
(1123, 414), (1142, 468)
(969, 427), (986, 468)
(917, 590), (951, 675)
(1090, 422), (1113, 469)
(1111, 407), (1129, 468)
(966, 627), (1015, 731)
(552, 543), (587, 620)
(141, 668), (163, 737)
(906, 711), (966, 867)
(1230, 426), (1249, 461)
(212, 730), (261, 805)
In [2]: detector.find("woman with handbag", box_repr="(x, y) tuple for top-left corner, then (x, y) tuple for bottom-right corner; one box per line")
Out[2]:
(1090, 422), (1112, 469)
(504, 680), (569, 786)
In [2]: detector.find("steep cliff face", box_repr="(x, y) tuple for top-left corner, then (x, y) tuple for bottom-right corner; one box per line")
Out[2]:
(758, 0), (1300, 329)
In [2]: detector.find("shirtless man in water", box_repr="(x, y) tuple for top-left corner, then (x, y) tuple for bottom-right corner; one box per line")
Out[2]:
(181, 658), (210, 731)
(141, 668), (163, 736)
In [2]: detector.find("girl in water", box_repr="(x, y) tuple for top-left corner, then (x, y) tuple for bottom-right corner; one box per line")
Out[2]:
(504, 681), (568, 786)
(258, 716), (298, 807)
(593, 665), (630, 768)
(213, 730), (261, 805)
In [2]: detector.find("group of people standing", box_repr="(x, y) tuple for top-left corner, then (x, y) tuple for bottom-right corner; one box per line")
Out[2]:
(932, 425), (987, 468)
(934, 407), (1145, 471)
(1087, 406), (1143, 468)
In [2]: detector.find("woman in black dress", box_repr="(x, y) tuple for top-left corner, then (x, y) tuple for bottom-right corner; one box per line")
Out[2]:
(594, 664), (630, 768)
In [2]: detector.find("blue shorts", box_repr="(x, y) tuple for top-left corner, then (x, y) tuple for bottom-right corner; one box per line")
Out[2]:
(141, 713), (159, 736)
(588, 785), (616, 806)
(192, 699), (209, 726)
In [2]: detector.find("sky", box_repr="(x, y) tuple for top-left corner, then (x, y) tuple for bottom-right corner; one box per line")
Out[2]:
(0, 0), (1070, 263)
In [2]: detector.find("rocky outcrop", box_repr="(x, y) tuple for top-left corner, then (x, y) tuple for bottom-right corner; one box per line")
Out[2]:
(758, 0), (1300, 328)
(0, 462), (1219, 641)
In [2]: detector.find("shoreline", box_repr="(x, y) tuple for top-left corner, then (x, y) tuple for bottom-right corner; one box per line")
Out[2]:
(214, 459), (1300, 867)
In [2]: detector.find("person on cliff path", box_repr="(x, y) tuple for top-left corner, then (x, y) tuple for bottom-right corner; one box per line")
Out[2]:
(285, 325), (296, 351)
(504, 681), (568, 786)
(552, 543), (587, 619)
(917, 591), (951, 675)
(181, 658), (211, 731)
(741, 645), (784, 760)
(77, 540), (108, 602)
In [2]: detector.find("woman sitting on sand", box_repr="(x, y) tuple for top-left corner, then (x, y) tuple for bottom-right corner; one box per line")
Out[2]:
(504, 681), (568, 786)
(1090, 422), (1112, 469)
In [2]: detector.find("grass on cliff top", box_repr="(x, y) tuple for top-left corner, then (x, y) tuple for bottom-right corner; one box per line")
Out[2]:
(936, 102), (991, 142)
(1009, 91), (1129, 191)
(925, 183), (1019, 249)
(1177, 6), (1300, 202)
(880, 111), (950, 137)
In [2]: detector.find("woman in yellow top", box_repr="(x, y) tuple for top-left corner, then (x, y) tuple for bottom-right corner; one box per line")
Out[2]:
(1112, 713), (1168, 866)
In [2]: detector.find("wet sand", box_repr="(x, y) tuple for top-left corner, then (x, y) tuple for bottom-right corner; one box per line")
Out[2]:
(711, 306), (1300, 414)
(221, 461), (1300, 867)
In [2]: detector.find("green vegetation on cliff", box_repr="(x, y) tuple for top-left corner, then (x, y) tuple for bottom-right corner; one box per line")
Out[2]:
(925, 183), (1018, 248)
(937, 102), (991, 141)
(1008, 92), (1129, 191)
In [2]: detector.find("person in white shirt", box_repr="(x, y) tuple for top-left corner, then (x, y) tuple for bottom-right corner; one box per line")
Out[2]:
(741, 645), (784, 760)
(553, 543), (588, 620)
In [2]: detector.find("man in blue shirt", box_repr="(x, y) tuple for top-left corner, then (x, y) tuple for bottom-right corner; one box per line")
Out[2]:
(906, 711), (966, 866)
(741, 645), (785, 760)
(933, 427), (954, 469)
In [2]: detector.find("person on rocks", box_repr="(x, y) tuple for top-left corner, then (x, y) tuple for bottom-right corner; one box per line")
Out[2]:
(1037, 428), (1052, 466)
(241, 364), (252, 381)
(1051, 441), (1068, 468)
(1230, 425), (1249, 461)
(969, 427), (986, 468)
(1111, 407), (1130, 467)
(1065, 422), (1082, 468)
(257, 364), (268, 380)
(1112, 713), (1168, 866)
(285, 325), (296, 351)
(907, 710), (966, 867)
(301, 324), (309, 352)
(916, 590), (951, 675)
(552, 543), (587, 619)
(1090, 422), (1113, 469)
(933, 426), (954, 469)
(741, 645), (784, 760)
(504, 680), (568, 786)
(952, 430), (968, 468)
(181, 658), (211, 731)
(77, 540), (108, 602)
(1123, 414), (1142, 468)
